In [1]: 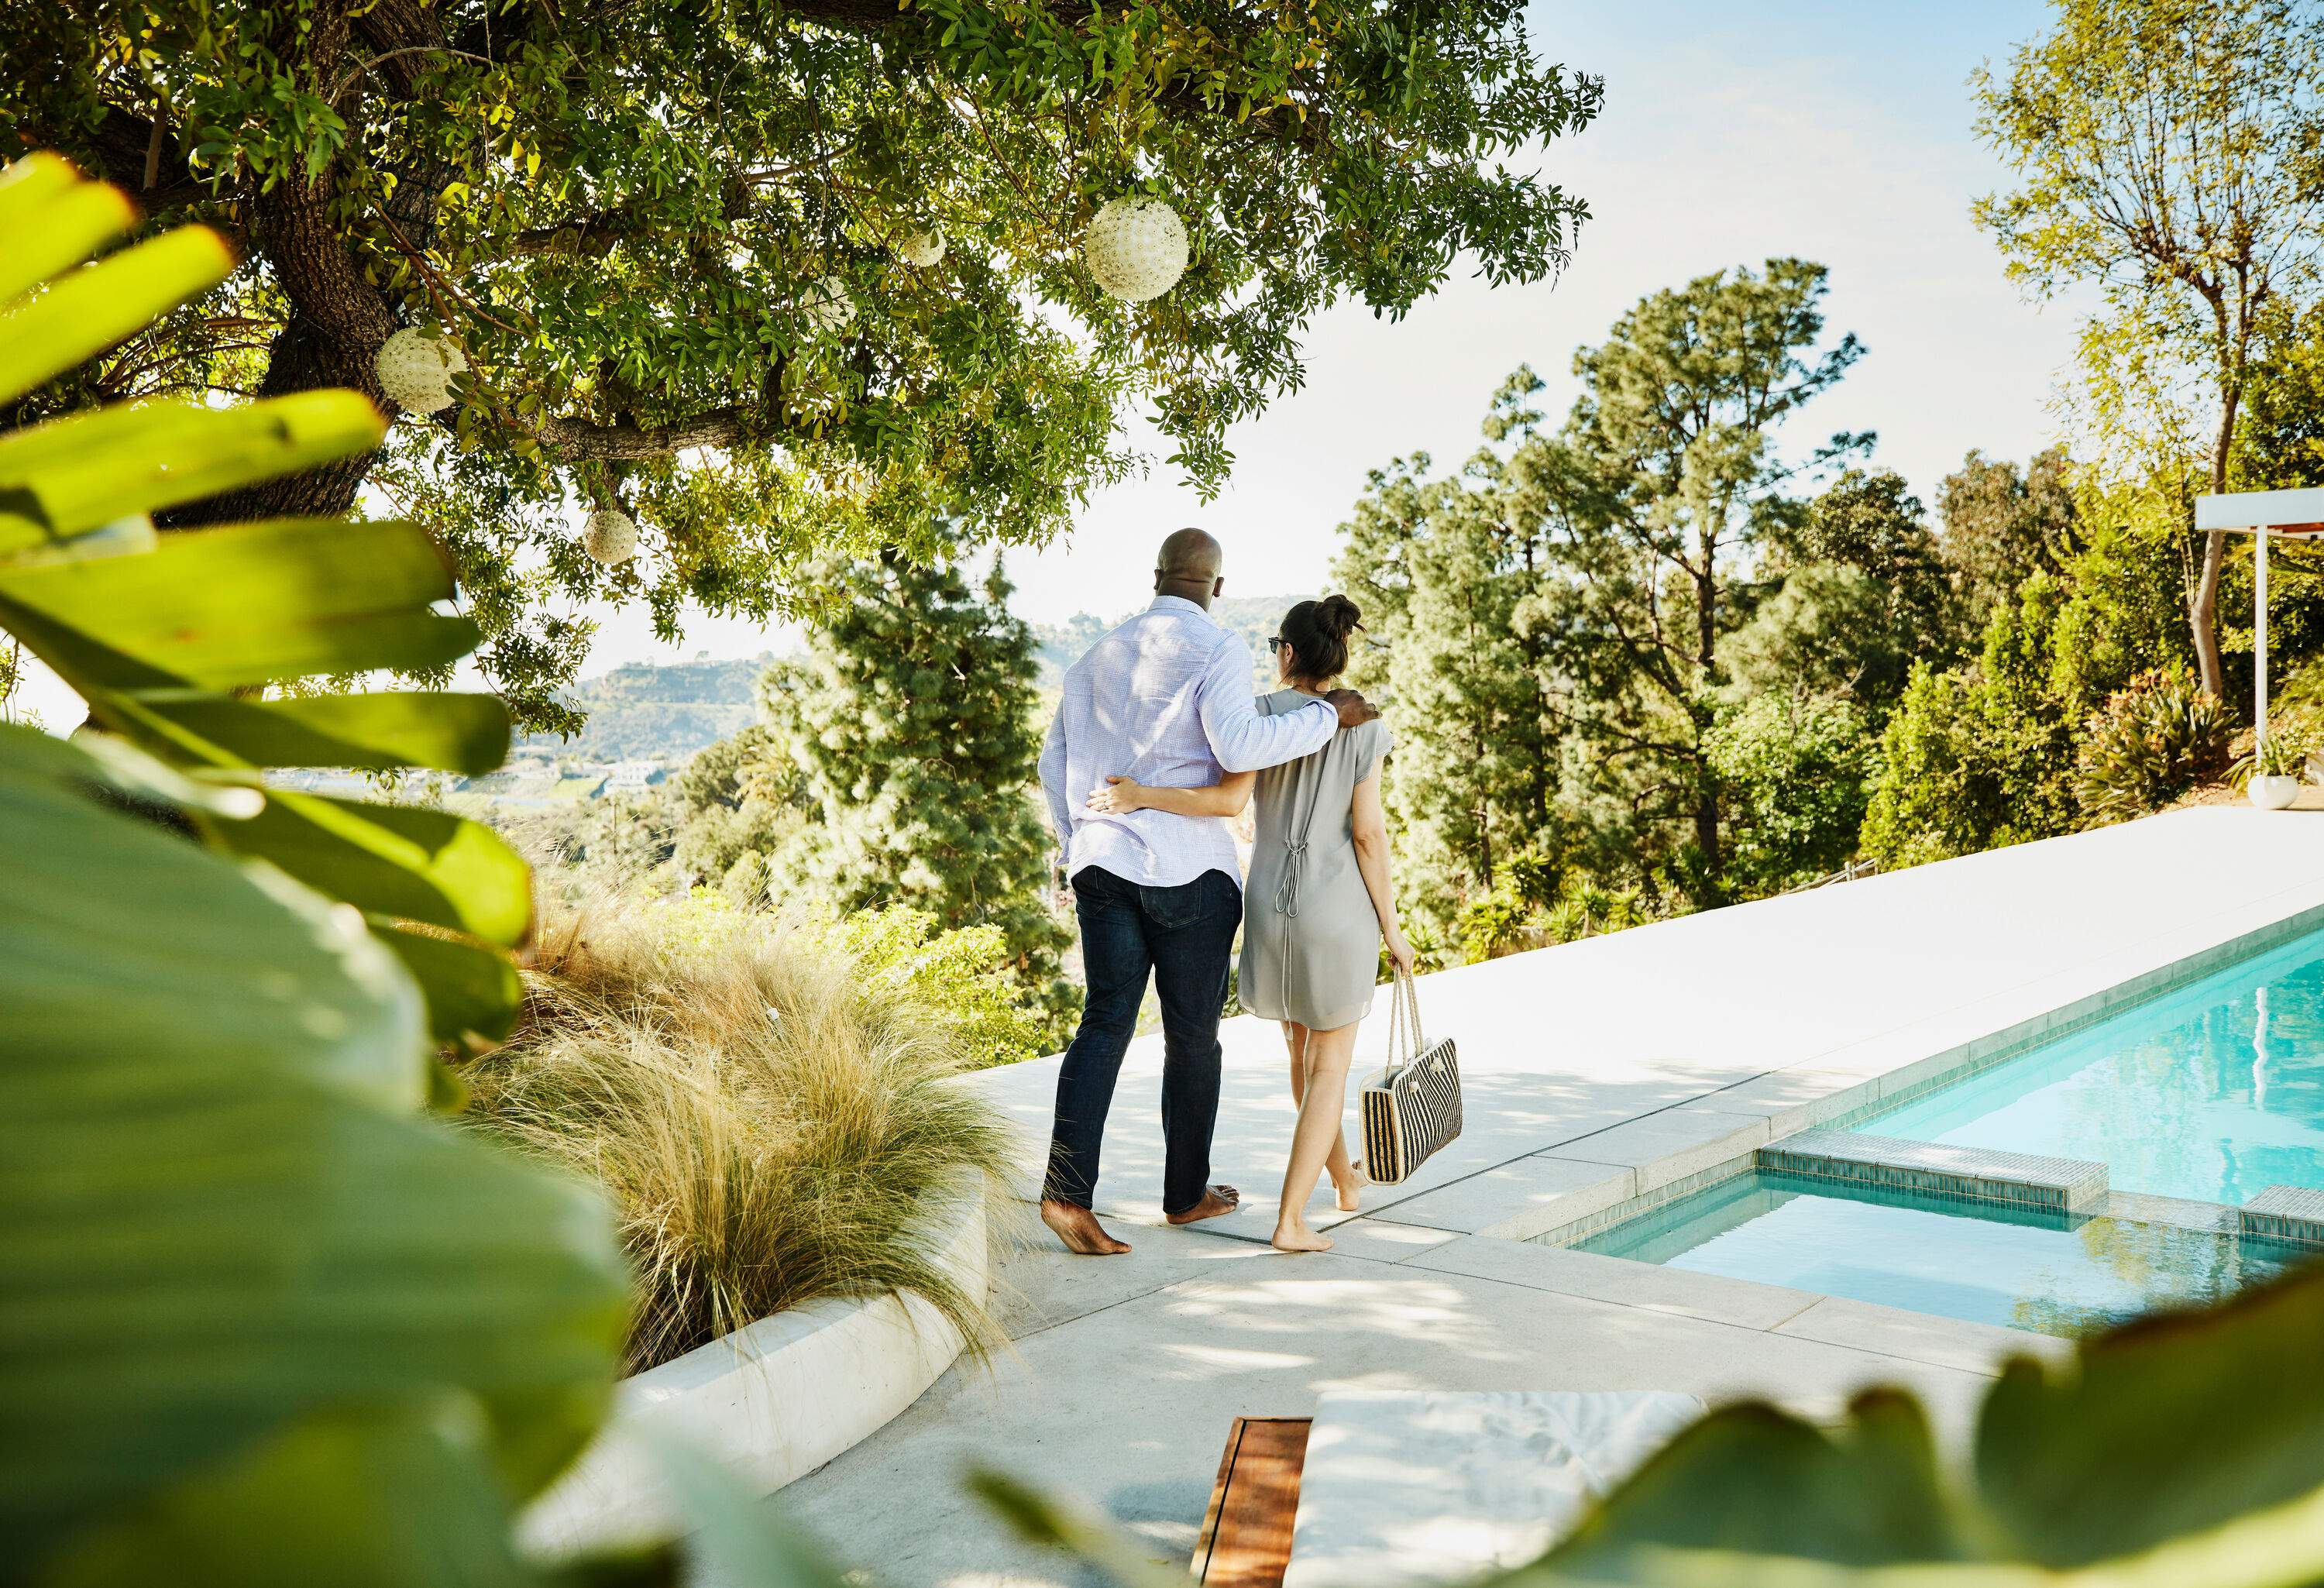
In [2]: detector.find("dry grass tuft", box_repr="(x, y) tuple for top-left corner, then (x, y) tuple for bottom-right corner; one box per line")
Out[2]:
(462, 889), (1019, 1374)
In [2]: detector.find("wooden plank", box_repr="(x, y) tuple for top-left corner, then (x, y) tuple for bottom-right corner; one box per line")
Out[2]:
(1191, 1416), (1312, 1586)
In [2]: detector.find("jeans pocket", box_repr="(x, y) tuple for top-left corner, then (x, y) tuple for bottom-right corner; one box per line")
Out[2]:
(1143, 868), (1237, 932)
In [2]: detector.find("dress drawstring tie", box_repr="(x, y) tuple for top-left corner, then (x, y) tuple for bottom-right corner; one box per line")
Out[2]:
(1274, 838), (1308, 918)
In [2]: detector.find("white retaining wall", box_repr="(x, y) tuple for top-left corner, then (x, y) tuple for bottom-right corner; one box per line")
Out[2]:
(521, 1181), (991, 1552)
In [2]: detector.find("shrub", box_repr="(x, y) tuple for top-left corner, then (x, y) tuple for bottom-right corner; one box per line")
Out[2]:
(462, 888), (1021, 1373)
(1862, 657), (2077, 868)
(1452, 871), (1664, 963)
(1702, 690), (1876, 895)
(2073, 669), (2232, 825)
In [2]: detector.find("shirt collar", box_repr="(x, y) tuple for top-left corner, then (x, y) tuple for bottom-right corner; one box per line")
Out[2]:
(1149, 594), (1213, 621)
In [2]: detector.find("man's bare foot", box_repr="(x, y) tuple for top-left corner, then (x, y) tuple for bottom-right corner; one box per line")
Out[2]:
(1272, 1222), (1334, 1253)
(1041, 1199), (1131, 1256)
(1164, 1184), (1242, 1225)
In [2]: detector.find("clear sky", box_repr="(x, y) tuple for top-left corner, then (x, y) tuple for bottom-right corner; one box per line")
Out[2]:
(8, 0), (2082, 727)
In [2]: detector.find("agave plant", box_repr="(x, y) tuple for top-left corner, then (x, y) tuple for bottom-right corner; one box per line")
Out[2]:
(2072, 668), (2232, 826)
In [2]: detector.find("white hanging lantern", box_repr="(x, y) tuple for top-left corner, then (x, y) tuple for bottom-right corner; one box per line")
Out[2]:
(374, 326), (467, 414)
(799, 275), (857, 338)
(896, 229), (947, 268)
(1083, 196), (1188, 303)
(582, 507), (639, 567)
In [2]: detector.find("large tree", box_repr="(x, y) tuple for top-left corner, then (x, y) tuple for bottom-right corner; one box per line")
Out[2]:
(1528, 258), (1866, 894)
(1724, 469), (1963, 728)
(1332, 445), (1566, 926)
(1935, 446), (2078, 627)
(1973, 0), (2324, 698)
(2, 0), (1600, 727)
(1332, 264), (1868, 916)
(758, 546), (1072, 1029)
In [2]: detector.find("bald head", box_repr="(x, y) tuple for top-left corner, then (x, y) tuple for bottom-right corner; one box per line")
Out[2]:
(1155, 528), (1223, 607)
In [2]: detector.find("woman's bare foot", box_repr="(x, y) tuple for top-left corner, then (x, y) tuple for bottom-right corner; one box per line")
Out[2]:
(1041, 1199), (1131, 1256)
(1165, 1184), (1242, 1225)
(1331, 1167), (1363, 1213)
(1271, 1221), (1334, 1253)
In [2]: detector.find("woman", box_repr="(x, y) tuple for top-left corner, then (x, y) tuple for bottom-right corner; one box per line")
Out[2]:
(1087, 595), (1414, 1253)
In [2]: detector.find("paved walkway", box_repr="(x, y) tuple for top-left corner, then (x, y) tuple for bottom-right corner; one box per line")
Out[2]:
(772, 807), (2324, 1585)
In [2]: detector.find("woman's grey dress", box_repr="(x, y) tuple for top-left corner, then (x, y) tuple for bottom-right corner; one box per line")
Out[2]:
(1239, 691), (1394, 1030)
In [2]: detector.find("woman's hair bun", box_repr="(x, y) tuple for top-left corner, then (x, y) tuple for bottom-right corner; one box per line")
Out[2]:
(1277, 594), (1361, 682)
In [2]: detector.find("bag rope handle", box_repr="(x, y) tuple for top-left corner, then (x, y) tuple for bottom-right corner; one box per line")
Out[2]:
(1384, 963), (1428, 1076)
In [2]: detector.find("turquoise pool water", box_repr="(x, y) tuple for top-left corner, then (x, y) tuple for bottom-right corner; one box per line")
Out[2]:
(1871, 928), (2324, 1205)
(1574, 1172), (2303, 1335)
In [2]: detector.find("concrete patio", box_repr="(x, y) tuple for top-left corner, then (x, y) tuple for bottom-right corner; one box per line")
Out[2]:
(768, 806), (2324, 1585)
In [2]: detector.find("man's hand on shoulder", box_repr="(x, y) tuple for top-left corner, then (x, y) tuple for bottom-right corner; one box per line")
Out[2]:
(1325, 688), (1380, 729)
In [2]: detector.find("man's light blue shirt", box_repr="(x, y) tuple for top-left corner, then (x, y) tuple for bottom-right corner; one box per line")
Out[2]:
(1037, 596), (1338, 889)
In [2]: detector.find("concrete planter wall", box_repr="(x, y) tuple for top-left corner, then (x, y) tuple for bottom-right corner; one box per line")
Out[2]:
(521, 1181), (991, 1552)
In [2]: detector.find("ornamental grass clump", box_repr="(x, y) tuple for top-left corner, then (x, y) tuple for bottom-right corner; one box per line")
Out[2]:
(2072, 668), (2232, 826)
(462, 889), (1017, 1374)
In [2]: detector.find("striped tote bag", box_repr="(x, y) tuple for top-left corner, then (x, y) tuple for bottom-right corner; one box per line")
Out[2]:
(1360, 967), (1461, 1184)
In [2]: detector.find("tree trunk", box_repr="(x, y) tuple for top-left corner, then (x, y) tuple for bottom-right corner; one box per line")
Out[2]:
(1693, 550), (1721, 885)
(2190, 392), (2240, 698)
(166, 2), (407, 529)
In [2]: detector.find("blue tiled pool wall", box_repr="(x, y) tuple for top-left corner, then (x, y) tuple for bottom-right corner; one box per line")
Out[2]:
(1862, 913), (2324, 1206)
(1817, 899), (2324, 1140)
(2244, 1186), (2324, 1248)
(1530, 902), (2324, 1255)
(1574, 1169), (2309, 1336)
(1581, 1170), (2085, 1266)
(1757, 1134), (2103, 1214)
(1528, 1155), (1762, 1249)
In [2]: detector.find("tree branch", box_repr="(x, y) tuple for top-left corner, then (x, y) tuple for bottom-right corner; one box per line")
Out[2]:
(537, 407), (756, 460)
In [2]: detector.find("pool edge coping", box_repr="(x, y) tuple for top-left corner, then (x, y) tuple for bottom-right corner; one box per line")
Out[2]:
(1513, 892), (2324, 1255)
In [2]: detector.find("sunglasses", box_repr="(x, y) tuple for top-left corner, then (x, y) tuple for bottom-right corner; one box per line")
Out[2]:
(1267, 636), (1287, 651)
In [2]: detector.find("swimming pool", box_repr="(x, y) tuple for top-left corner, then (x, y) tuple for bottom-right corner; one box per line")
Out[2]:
(1869, 926), (2324, 1205)
(1572, 1171), (2302, 1335)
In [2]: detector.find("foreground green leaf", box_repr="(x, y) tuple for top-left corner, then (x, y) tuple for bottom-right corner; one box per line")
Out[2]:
(371, 917), (527, 1046)
(2, 1043), (628, 1570)
(0, 395), (388, 555)
(0, 153), (134, 306)
(0, 517), (476, 689)
(0, 724), (423, 1111)
(34, 1397), (541, 1588)
(136, 690), (511, 776)
(1503, 1263), (2324, 1586)
(1975, 1265), (2324, 1566)
(215, 790), (533, 947)
(0, 225), (235, 404)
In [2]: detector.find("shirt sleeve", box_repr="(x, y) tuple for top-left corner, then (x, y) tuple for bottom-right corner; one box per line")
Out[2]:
(1198, 634), (1337, 773)
(1037, 695), (1072, 857)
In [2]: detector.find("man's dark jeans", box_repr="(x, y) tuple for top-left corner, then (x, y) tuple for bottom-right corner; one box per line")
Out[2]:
(1045, 864), (1242, 1218)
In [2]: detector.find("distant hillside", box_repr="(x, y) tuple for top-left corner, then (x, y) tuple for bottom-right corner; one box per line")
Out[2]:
(519, 655), (769, 761)
(1033, 594), (1312, 686)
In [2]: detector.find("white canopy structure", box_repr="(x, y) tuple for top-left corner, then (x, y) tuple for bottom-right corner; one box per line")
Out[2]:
(2194, 488), (2324, 750)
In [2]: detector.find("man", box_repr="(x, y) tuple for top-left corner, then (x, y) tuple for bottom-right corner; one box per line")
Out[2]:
(1036, 528), (1377, 1255)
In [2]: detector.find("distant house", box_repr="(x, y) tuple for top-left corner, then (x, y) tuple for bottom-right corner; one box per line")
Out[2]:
(605, 760), (666, 792)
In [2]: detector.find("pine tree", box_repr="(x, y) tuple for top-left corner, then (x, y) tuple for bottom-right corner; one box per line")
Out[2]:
(762, 549), (1074, 1034)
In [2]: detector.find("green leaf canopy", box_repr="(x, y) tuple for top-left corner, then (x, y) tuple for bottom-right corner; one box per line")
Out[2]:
(2, 0), (1604, 727)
